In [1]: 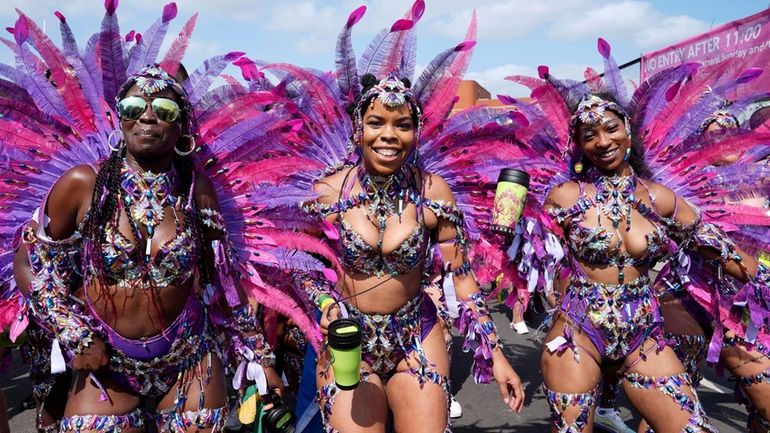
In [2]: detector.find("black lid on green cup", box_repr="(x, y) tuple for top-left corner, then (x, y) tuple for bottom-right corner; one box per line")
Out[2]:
(328, 318), (361, 350)
(497, 168), (530, 189)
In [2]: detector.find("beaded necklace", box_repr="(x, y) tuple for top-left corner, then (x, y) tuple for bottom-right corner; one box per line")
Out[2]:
(357, 165), (412, 226)
(589, 168), (638, 283)
(355, 165), (420, 257)
(593, 170), (636, 231)
(119, 159), (179, 260)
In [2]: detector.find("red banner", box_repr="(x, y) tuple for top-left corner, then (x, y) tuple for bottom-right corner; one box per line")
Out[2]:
(641, 8), (770, 81)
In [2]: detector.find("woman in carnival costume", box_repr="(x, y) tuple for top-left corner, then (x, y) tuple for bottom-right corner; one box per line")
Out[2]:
(635, 76), (770, 432)
(498, 38), (770, 432)
(595, 80), (770, 433)
(0, 2), (333, 431)
(654, 102), (770, 432)
(237, 2), (525, 431)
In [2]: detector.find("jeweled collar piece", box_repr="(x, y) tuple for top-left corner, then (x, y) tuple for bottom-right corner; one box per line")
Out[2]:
(358, 165), (411, 227)
(592, 169), (636, 230)
(119, 159), (178, 257)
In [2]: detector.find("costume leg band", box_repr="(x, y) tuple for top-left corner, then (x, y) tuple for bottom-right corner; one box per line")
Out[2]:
(543, 382), (600, 433)
(624, 372), (717, 433)
(155, 405), (228, 433)
(59, 407), (144, 432)
(735, 366), (770, 433)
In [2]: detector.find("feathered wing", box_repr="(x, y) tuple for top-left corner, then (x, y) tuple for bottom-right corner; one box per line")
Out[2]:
(640, 62), (770, 232)
(0, 3), (330, 348)
(335, 5), (366, 104)
(500, 38), (770, 351)
(0, 5), (131, 335)
(419, 12), (477, 139)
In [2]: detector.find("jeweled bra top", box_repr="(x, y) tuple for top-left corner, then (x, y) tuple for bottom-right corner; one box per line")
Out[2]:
(548, 172), (697, 283)
(97, 160), (198, 289)
(308, 165), (463, 278)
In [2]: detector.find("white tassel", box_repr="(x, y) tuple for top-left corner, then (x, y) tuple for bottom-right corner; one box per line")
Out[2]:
(50, 339), (66, 374)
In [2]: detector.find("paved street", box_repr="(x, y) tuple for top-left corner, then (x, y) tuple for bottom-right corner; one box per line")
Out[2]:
(449, 303), (747, 432)
(2, 302), (749, 432)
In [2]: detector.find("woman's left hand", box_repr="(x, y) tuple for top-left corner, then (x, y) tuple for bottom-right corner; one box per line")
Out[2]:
(264, 366), (284, 398)
(492, 351), (524, 413)
(251, 366), (285, 411)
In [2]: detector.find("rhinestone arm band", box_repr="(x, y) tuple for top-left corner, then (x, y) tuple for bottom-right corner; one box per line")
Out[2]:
(23, 225), (94, 355)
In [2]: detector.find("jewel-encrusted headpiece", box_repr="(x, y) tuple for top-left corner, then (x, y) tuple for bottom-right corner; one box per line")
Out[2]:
(353, 73), (424, 146)
(116, 64), (197, 134)
(372, 75), (411, 108)
(569, 94), (630, 138)
(122, 65), (186, 97)
(701, 109), (739, 132)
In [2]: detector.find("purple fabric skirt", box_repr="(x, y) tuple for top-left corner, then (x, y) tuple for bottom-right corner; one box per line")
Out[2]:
(88, 295), (215, 395)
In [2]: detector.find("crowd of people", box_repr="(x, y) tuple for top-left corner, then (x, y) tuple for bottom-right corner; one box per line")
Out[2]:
(0, 1), (769, 433)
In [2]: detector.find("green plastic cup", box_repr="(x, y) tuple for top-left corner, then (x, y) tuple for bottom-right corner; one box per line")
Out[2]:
(327, 318), (362, 390)
(492, 168), (530, 234)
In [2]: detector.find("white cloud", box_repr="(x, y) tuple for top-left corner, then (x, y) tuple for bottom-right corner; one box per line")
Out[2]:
(548, 1), (709, 49)
(465, 63), (598, 98)
(429, 0), (586, 40)
(2, 0), (270, 22)
(266, 1), (343, 54)
(634, 15), (708, 49)
(424, 0), (709, 52)
(550, 1), (654, 41)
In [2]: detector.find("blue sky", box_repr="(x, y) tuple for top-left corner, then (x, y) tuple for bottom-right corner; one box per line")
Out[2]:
(1, 0), (767, 96)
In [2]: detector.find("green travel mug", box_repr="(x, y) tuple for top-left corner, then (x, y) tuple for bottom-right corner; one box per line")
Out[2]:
(492, 168), (530, 234)
(327, 318), (362, 390)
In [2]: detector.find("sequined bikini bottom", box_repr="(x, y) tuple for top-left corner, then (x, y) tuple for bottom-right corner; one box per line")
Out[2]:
(561, 275), (663, 361)
(345, 292), (437, 380)
(98, 296), (220, 396)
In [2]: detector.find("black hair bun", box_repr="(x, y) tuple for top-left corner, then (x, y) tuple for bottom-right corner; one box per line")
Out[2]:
(401, 78), (411, 88)
(361, 74), (377, 90)
(346, 103), (356, 117)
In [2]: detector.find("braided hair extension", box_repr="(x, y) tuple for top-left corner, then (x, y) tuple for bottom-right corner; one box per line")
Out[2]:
(81, 149), (123, 311)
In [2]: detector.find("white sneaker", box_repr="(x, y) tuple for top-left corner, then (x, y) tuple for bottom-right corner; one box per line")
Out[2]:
(510, 321), (529, 334)
(449, 396), (463, 419)
(594, 408), (635, 433)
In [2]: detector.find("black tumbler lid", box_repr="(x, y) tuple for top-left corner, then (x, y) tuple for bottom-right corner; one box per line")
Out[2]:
(328, 318), (361, 350)
(497, 168), (530, 188)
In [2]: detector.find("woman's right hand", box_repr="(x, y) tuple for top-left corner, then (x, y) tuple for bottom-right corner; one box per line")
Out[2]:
(72, 336), (109, 371)
(319, 303), (342, 336)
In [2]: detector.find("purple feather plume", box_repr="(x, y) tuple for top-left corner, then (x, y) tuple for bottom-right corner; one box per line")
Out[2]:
(335, 5), (365, 103)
